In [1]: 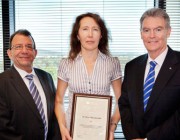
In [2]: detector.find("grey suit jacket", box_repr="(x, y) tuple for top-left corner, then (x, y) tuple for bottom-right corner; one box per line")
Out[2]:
(0, 66), (61, 140)
(119, 46), (180, 140)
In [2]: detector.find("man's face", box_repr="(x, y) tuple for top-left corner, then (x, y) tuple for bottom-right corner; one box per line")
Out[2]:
(141, 17), (171, 59)
(7, 34), (37, 73)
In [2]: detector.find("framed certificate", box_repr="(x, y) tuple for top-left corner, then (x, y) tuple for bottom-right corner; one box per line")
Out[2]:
(70, 93), (112, 140)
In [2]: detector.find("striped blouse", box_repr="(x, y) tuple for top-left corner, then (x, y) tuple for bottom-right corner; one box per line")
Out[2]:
(57, 51), (122, 129)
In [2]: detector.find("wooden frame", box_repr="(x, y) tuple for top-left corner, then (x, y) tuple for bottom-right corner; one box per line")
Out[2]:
(70, 93), (112, 140)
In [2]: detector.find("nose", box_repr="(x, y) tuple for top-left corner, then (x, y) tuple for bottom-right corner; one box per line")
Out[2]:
(88, 29), (93, 37)
(21, 45), (29, 52)
(149, 30), (155, 38)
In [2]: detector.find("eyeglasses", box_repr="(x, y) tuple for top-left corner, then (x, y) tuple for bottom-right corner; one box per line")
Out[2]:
(11, 44), (34, 51)
(141, 27), (165, 35)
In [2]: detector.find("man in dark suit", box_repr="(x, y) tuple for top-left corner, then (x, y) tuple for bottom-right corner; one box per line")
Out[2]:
(118, 8), (180, 140)
(0, 29), (61, 140)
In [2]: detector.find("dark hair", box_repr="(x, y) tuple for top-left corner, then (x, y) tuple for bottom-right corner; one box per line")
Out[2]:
(69, 12), (110, 60)
(140, 8), (171, 30)
(9, 29), (36, 49)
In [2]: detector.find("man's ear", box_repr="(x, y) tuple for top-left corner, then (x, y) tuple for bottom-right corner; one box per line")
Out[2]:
(167, 27), (171, 38)
(34, 49), (38, 58)
(7, 49), (12, 59)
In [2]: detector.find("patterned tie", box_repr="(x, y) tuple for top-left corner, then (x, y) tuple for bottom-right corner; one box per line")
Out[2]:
(143, 61), (157, 111)
(26, 74), (48, 140)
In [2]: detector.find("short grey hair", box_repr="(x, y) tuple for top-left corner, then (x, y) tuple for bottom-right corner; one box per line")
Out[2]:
(140, 8), (171, 30)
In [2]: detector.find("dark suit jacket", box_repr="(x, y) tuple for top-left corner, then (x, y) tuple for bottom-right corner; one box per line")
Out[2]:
(0, 66), (61, 140)
(118, 47), (180, 140)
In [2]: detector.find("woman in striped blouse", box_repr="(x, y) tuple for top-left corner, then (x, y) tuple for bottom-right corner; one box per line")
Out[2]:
(55, 12), (122, 140)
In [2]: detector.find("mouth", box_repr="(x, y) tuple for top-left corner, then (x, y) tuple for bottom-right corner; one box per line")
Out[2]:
(19, 56), (30, 59)
(86, 41), (94, 44)
(148, 40), (158, 43)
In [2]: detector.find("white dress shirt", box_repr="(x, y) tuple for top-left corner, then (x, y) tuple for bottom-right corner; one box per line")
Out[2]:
(144, 47), (168, 82)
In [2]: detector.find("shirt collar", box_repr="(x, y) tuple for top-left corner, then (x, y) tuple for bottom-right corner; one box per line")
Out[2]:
(75, 50), (107, 61)
(14, 65), (36, 79)
(148, 47), (168, 67)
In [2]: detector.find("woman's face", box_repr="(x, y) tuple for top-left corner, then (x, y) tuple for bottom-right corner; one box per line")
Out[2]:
(77, 17), (102, 52)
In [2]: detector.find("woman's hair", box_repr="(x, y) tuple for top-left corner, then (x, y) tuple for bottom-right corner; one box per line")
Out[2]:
(140, 8), (171, 30)
(69, 12), (110, 60)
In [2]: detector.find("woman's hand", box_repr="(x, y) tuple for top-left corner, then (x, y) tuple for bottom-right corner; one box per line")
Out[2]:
(109, 122), (117, 140)
(60, 126), (72, 140)
(109, 130), (114, 140)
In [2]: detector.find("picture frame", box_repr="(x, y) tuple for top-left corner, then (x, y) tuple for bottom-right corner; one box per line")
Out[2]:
(70, 93), (112, 140)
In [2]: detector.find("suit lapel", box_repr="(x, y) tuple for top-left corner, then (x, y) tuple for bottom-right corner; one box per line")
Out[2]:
(146, 48), (179, 112)
(10, 66), (42, 120)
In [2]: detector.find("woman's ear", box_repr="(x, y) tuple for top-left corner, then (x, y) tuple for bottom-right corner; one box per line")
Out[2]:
(77, 35), (79, 40)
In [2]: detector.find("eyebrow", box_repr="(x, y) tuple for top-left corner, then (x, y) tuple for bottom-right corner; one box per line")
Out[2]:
(13, 43), (33, 45)
(142, 26), (164, 29)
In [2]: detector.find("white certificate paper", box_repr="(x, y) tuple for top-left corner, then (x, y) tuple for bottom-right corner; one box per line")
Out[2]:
(70, 93), (112, 140)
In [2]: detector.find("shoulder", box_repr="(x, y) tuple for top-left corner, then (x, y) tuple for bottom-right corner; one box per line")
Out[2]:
(34, 67), (49, 74)
(125, 53), (147, 70)
(59, 57), (72, 66)
(109, 56), (120, 62)
(0, 67), (15, 79)
(60, 57), (70, 62)
(163, 47), (180, 65)
(0, 69), (10, 78)
(34, 68), (52, 79)
(100, 55), (122, 72)
(58, 58), (73, 73)
(127, 54), (147, 65)
(107, 56), (121, 67)
(170, 49), (180, 59)
(0, 68), (16, 90)
(100, 53), (120, 63)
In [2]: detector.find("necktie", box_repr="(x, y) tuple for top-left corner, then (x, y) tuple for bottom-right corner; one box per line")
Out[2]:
(143, 61), (157, 111)
(26, 74), (48, 140)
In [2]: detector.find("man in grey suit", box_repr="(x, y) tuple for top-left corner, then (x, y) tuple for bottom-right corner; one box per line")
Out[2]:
(118, 8), (180, 140)
(0, 29), (61, 140)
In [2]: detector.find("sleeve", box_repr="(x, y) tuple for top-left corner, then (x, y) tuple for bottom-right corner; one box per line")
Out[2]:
(111, 57), (122, 81)
(118, 63), (141, 139)
(57, 58), (70, 82)
(42, 72), (62, 140)
(0, 78), (22, 140)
